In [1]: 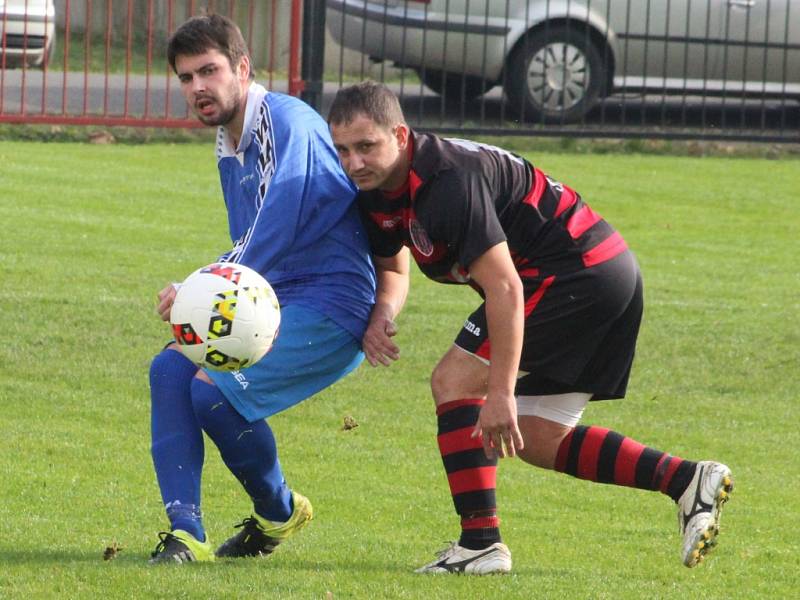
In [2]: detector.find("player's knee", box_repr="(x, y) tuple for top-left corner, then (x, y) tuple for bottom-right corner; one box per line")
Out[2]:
(189, 375), (224, 426)
(430, 360), (457, 403)
(149, 345), (192, 386)
(430, 357), (484, 404)
(517, 416), (574, 469)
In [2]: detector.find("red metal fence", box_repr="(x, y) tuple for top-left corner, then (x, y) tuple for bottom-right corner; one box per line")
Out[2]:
(0, 0), (305, 127)
(3, 0), (798, 141)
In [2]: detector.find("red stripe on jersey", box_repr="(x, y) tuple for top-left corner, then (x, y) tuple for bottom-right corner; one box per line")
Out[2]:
(408, 169), (423, 202)
(437, 426), (484, 456)
(524, 275), (555, 317)
(553, 186), (578, 218)
(577, 426), (610, 481)
(522, 167), (547, 208)
(436, 398), (485, 416)
(614, 437), (646, 487)
(518, 267), (540, 278)
(582, 232), (628, 267)
(447, 467), (497, 495)
(566, 205), (602, 239)
(462, 515), (500, 530)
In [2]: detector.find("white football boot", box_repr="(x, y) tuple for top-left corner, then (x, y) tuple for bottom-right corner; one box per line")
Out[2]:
(677, 461), (734, 567)
(415, 542), (512, 575)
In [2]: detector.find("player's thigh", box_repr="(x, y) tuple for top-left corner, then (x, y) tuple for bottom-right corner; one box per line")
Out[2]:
(430, 344), (490, 405)
(205, 305), (363, 421)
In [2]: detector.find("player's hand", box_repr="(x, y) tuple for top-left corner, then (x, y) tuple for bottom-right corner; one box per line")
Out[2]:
(362, 316), (399, 367)
(156, 283), (179, 322)
(471, 392), (524, 459)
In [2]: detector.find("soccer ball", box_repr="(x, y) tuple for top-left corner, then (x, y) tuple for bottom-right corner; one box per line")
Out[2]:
(169, 262), (280, 371)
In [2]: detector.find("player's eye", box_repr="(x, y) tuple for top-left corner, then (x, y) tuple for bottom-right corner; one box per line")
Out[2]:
(178, 74), (192, 84)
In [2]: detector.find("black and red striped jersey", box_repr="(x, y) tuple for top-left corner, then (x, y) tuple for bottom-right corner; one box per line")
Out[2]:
(357, 131), (628, 286)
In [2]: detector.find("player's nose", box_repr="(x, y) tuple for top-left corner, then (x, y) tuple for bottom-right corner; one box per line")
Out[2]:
(348, 153), (365, 172)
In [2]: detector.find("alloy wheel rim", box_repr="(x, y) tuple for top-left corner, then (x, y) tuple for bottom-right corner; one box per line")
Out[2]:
(526, 42), (589, 112)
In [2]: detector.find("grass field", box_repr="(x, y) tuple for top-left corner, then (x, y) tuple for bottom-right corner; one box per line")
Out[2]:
(0, 140), (797, 599)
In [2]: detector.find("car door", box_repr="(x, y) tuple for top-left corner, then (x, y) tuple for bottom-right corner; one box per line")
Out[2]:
(717, 0), (800, 94)
(607, 0), (726, 91)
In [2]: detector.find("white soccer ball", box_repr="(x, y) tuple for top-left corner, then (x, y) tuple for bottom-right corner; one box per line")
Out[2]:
(169, 262), (280, 371)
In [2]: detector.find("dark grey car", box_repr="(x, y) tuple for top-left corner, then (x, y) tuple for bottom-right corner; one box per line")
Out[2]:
(327, 0), (800, 122)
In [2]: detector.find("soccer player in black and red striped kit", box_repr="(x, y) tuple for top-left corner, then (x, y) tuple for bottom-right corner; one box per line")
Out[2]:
(328, 82), (733, 574)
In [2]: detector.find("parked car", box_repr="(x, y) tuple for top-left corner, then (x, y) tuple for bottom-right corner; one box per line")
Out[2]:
(0, 0), (56, 68)
(327, 0), (800, 123)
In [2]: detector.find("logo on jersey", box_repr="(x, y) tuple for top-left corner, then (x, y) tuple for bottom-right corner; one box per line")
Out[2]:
(409, 219), (434, 257)
(381, 215), (402, 229)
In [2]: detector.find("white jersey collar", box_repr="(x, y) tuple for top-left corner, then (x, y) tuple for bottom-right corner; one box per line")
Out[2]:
(216, 82), (268, 160)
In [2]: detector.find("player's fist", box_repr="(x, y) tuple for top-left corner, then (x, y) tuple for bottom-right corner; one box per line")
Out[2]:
(156, 283), (180, 321)
(363, 315), (400, 367)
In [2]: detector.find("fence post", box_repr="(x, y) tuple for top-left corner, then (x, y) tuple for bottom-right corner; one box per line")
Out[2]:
(300, 0), (327, 110)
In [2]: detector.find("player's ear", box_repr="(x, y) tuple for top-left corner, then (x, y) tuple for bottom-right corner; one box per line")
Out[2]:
(394, 123), (410, 149)
(236, 55), (251, 82)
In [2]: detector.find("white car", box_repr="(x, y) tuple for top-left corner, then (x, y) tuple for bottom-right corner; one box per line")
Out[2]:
(0, 0), (56, 68)
(327, 0), (800, 123)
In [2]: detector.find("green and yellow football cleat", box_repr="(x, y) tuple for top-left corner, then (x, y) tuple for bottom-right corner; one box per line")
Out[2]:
(149, 529), (215, 564)
(215, 491), (313, 558)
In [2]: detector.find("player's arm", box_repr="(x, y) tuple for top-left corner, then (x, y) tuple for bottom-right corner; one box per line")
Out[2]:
(363, 247), (410, 367)
(467, 241), (525, 458)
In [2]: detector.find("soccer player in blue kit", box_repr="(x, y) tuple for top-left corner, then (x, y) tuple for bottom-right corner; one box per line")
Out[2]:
(147, 15), (375, 563)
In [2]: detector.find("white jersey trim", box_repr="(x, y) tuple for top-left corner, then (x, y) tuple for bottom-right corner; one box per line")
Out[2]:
(220, 83), (277, 265)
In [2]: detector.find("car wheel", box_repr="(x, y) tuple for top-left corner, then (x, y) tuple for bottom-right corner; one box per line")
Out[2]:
(416, 68), (493, 101)
(505, 27), (605, 123)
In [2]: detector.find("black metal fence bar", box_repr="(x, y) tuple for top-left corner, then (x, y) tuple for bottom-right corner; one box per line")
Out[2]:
(320, 0), (800, 142)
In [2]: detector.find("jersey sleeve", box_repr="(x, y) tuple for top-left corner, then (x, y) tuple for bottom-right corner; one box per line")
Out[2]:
(225, 97), (357, 272)
(421, 170), (507, 269)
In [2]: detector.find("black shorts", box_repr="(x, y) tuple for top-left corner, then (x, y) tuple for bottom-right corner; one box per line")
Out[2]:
(454, 250), (643, 400)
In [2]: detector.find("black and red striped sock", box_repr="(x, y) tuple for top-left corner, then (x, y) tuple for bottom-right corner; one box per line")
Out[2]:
(554, 426), (697, 502)
(437, 399), (500, 550)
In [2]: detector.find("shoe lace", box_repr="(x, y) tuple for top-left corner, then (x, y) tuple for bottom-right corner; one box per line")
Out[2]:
(233, 516), (263, 532)
(434, 541), (458, 559)
(151, 531), (178, 558)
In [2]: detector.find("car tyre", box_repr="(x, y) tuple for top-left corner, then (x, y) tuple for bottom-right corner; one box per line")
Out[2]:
(505, 26), (605, 124)
(416, 68), (493, 101)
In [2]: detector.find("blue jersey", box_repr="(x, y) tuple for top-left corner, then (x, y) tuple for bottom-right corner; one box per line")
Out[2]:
(215, 84), (375, 341)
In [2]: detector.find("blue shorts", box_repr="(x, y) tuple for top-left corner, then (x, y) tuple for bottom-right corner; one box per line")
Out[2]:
(206, 305), (364, 422)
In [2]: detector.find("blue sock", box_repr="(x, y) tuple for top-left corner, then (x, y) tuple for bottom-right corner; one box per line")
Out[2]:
(191, 378), (293, 523)
(149, 348), (206, 541)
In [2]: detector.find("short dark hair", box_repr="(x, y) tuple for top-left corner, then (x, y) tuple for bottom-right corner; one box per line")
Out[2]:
(328, 81), (406, 129)
(167, 14), (253, 80)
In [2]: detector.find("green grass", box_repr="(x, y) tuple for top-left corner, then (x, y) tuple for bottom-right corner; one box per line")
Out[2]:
(0, 141), (798, 598)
